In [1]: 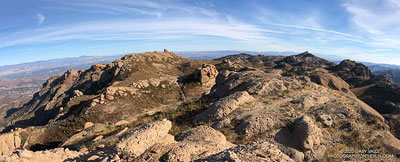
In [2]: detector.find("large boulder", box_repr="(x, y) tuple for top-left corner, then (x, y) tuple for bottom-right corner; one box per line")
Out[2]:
(235, 113), (276, 137)
(136, 126), (235, 162)
(293, 116), (322, 153)
(194, 64), (219, 86)
(175, 125), (228, 145)
(197, 141), (295, 162)
(0, 130), (22, 154)
(116, 119), (172, 158)
(194, 91), (254, 122)
(311, 72), (355, 97)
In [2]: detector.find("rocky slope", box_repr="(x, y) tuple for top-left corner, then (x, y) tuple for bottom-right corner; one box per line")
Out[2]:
(0, 50), (399, 162)
(374, 69), (400, 84)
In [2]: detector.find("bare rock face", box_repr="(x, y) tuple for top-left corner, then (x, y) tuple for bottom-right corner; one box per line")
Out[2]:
(382, 131), (400, 155)
(137, 126), (235, 162)
(302, 95), (329, 109)
(317, 114), (333, 127)
(197, 141), (295, 162)
(175, 125), (230, 145)
(211, 70), (287, 98)
(61, 123), (107, 147)
(293, 116), (322, 158)
(194, 64), (219, 86)
(311, 72), (355, 97)
(194, 91), (254, 122)
(235, 113), (276, 137)
(116, 119), (172, 158)
(1, 148), (82, 162)
(0, 131), (21, 154)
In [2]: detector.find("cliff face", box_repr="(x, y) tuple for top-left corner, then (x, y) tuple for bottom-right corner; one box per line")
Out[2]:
(1, 51), (400, 162)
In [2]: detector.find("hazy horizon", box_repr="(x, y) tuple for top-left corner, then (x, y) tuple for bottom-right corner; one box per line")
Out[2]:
(1, 0), (400, 66)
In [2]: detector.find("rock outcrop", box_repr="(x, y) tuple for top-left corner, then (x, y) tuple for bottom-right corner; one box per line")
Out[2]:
(116, 119), (172, 158)
(194, 64), (219, 86)
(311, 72), (355, 96)
(195, 91), (254, 122)
(1, 148), (82, 162)
(293, 116), (322, 154)
(197, 141), (295, 162)
(136, 126), (235, 162)
(0, 130), (21, 154)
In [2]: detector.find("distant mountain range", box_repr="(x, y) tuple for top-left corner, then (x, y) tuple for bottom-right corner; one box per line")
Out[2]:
(0, 55), (123, 80)
(1, 50), (399, 82)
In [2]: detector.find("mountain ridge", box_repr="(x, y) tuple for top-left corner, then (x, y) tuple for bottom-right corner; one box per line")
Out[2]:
(1, 50), (400, 161)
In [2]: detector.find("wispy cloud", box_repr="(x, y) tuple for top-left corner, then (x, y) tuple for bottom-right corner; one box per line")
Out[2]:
(343, 0), (400, 49)
(37, 13), (45, 24)
(44, 0), (218, 18)
(0, 19), (280, 48)
(269, 23), (362, 39)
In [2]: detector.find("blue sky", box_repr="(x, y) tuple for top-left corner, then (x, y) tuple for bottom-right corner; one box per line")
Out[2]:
(1, 0), (400, 66)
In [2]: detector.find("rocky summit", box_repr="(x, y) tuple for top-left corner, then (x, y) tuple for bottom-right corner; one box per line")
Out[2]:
(0, 50), (400, 162)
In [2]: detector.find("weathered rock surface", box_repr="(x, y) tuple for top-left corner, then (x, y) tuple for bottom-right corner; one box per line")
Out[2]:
(195, 91), (254, 122)
(293, 116), (322, 152)
(175, 125), (228, 144)
(194, 64), (219, 86)
(136, 126), (235, 162)
(382, 131), (400, 155)
(311, 72), (355, 96)
(0, 131), (21, 154)
(61, 123), (107, 147)
(197, 141), (295, 162)
(116, 119), (172, 158)
(1, 148), (82, 162)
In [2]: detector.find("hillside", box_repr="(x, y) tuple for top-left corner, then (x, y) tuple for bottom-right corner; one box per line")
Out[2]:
(0, 50), (399, 162)
(374, 69), (400, 84)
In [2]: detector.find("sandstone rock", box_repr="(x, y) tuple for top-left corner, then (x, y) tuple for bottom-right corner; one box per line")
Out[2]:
(62, 123), (106, 147)
(176, 126), (229, 145)
(293, 116), (322, 152)
(195, 91), (254, 122)
(197, 141), (295, 162)
(0, 131), (21, 154)
(116, 119), (172, 158)
(160, 141), (233, 162)
(90, 102), (97, 107)
(137, 126), (234, 162)
(211, 70), (286, 98)
(382, 131), (400, 155)
(311, 72), (355, 96)
(116, 127), (129, 136)
(73, 90), (83, 97)
(114, 120), (129, 126)
(88, 155), (100, 160)
(235, 113), (276, 137)
(353, 97), (385, 121)
(79, 147), (88, 153)
(1, 148), (82, 162)
(317, 114), (333, 127)
(287, 148), (304, 162)
(302, 95), (329, 109)
(93, 135), (103, 142)
(106, 95), (115, 101)
(194, 64), (219, 86)
(84, 122), (94, 129)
